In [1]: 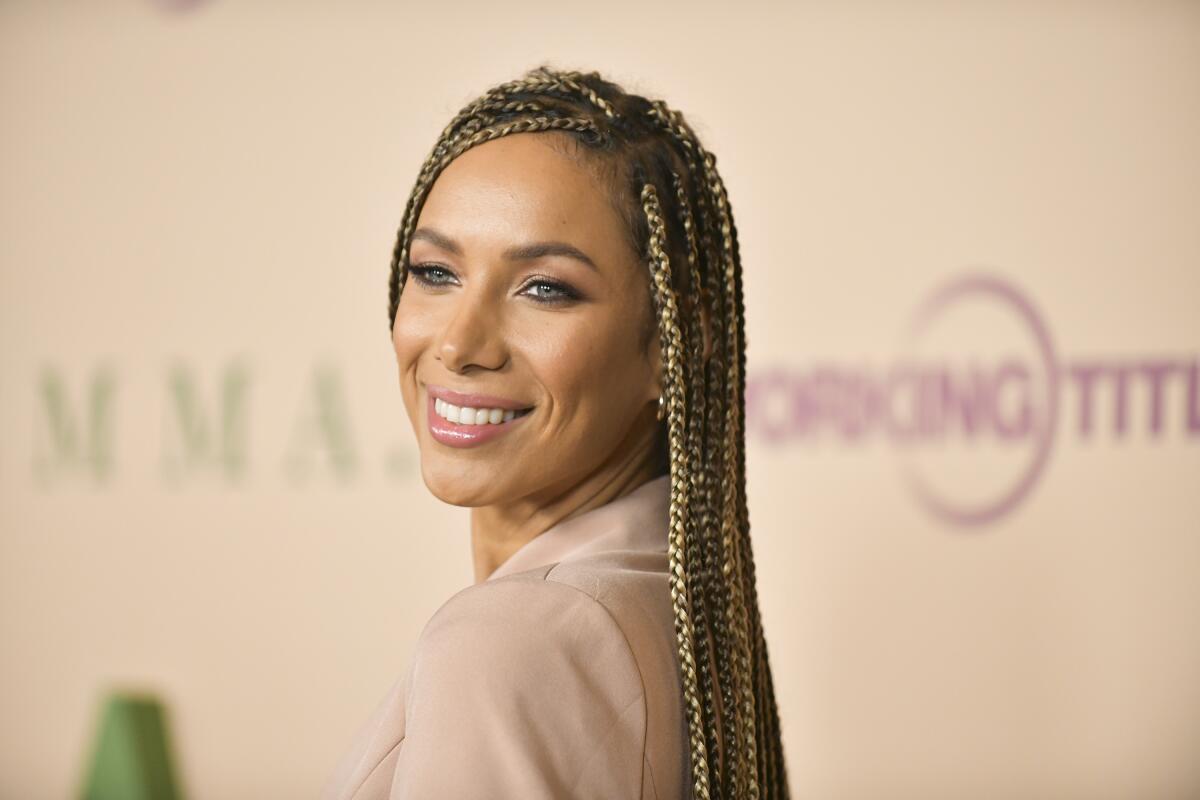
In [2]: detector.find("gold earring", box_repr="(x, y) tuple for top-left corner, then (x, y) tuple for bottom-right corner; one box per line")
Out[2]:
(656, 393), (666, 421)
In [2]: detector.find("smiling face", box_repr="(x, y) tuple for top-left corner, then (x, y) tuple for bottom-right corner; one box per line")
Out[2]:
(391, 132), (664, 507)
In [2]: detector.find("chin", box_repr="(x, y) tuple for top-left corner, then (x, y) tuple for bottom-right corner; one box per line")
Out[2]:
(418, 457), (508, 508)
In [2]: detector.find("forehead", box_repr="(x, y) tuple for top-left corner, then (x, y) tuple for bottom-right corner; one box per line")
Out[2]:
(415, 132), (628, 257)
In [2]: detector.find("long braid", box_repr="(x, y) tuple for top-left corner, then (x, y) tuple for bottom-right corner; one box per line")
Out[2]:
(648, 102), (769, 798)
(700, 146), (761, 799)
(627, 100), (750, 796)
(649, 100), (760, 795)
(670, 168), (726, 791)
(650, 106), (745, 798)
(642, 182), (714, 799)
(726, 173), (787, 792)
(385, 65), (790, 799)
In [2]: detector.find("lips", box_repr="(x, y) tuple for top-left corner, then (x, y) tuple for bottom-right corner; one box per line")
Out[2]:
(425, 389), (533, 449)
(426, 384), (532, 411)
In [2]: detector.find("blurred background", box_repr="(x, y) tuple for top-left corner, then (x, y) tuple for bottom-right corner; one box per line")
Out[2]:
(2, 1), (1198, 798)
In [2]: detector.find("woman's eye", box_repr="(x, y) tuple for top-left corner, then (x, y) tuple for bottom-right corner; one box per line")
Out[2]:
(521, 279), (579, 304)
(408, 264), (456, 286)
(408, 265), (578, 304)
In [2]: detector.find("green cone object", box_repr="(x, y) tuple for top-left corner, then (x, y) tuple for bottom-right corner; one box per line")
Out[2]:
(79, 690), (184, 800)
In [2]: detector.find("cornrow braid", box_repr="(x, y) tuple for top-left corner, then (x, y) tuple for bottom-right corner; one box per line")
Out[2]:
(386, 64), (790, 800)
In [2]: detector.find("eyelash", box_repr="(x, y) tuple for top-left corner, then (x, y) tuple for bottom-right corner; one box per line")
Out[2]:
(407, 263), (581, 305)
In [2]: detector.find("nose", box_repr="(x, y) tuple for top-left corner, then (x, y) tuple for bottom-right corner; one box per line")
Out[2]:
(435, 286), (508, 374)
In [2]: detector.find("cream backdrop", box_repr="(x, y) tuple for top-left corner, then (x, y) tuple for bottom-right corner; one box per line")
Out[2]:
(2, 1), (1198, 798)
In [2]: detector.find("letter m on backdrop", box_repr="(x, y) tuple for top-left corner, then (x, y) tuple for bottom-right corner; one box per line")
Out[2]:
(33, 365), (117, 485)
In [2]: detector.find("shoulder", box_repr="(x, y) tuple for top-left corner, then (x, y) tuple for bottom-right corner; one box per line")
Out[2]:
(398, 567), (653, 797)
(419, 552), (675, 679)
(410, 565), (646, 708)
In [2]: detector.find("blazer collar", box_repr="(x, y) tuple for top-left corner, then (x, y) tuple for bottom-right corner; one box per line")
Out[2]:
(485, 474), (671, 583)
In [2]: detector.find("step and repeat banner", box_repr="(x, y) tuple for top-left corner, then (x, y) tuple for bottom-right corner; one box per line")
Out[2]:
(2, 1), (1197, 798)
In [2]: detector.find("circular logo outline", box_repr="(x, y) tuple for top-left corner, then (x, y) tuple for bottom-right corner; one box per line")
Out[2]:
(900, 272), (1060, 527)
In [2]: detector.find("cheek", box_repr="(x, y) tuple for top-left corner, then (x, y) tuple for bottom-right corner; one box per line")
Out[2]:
(391, 293), (432, 367)
(391, 295), (437, 416)
(391, 317), (419, 368)
(524, 315), (646, 419)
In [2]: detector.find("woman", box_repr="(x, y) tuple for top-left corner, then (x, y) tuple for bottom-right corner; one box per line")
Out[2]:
(322, 65), (789, 799)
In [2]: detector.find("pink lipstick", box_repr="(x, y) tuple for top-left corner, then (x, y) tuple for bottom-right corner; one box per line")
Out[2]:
(426, 386), (534, 448)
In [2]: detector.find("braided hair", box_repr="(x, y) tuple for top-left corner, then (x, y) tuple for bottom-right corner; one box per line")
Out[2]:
(386, 64), (789, 800)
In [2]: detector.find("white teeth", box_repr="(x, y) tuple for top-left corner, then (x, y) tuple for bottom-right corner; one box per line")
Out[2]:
(434, 397), (526, 425)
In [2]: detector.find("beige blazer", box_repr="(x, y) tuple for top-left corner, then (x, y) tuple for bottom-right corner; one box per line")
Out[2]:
(321, 474), (690, 799)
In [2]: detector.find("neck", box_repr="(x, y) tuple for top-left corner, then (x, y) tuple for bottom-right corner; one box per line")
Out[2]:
(469, 418), (663, 585)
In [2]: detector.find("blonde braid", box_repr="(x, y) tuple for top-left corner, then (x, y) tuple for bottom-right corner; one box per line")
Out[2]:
(669, 167), (730, 790)
(642, 182), (714, 799)
(643, 103), (763, 796)
(646, 98), (765, 796)
(650, 110), (748, 797)
(385, 64), (790, 800)
(724, 170), (786, 790)
(674, 164), (744, 795)
(700, 146), (761, 799)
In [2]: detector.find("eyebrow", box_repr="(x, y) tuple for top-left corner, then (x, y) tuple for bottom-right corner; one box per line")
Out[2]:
(411, 227), (598, 272)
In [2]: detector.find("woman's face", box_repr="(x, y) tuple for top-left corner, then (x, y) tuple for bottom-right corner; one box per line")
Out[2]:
(392, 132), (663, 507)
